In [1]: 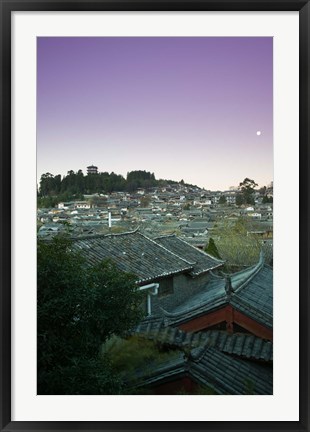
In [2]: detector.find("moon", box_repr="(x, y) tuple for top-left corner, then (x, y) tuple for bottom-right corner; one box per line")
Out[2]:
(256, 131), (262, 136)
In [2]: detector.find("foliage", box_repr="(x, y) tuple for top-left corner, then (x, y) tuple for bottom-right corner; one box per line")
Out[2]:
(39, 173), (62, 196)
(37, 195), (58, 208)
(38, 169), (198, 199)
(126, 170), (156, 191)
(102, 335), (183, 394)
(37, 191), (84, 208)
(89, 195), (107, 207)
(235, 193), (245, 206)
(205, 238), (222, 259)
(102, 335), (170, 373)
(239, 177), (258, 194)
(211, 218), (261, 268)
(238, 178), (258, 205)
(38, 356), (122, 395)
(262, 195), (273, 203)
(39, 170), (127, 197)
(140, 195), (151, 207)
(218, 195), (227, 205)
(109, 226), (127, 234)
(37, 236), (144, 394)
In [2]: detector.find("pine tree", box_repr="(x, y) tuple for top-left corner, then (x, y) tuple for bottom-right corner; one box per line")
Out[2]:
(205, 237), (221, 259)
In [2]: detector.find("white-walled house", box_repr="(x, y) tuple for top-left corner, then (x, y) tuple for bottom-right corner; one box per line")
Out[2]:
(75, 201), (91, 209)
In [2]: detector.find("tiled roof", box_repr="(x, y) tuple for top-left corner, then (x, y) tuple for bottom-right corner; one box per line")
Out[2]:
(122, 352), (187, 389)
(231, 264), (273, 328)
(162, 273), (227, 324)
(202, 330), (273, 362)
(161, 255), (273, 329)
(155, 235), (224, 276)
(71, 231), (194, 284)
(124, 338), (272, 394)
(133, 319), (273, 362)
(189, 345), (272, 395)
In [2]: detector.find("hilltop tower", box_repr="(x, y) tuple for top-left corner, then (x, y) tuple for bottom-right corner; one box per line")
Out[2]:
(87, 165), (98, 174)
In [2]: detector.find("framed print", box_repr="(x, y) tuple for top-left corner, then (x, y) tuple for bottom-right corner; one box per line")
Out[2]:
(1, 0), (309, 431)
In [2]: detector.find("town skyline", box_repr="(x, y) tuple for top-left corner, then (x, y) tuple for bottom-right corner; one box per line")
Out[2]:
(38, 165), (273, 193)
(37, 37), (273, 191)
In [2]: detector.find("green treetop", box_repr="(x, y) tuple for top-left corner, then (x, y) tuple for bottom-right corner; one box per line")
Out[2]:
(37, 236), (144, 394)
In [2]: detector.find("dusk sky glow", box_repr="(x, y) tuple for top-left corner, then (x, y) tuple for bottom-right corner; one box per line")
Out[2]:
(37, 37), (273, 191)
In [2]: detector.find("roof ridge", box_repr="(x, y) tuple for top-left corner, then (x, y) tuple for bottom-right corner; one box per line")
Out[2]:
(189, 344), (210, 362)
(231, 295), (273, 319)
(138, 232), (195, 267)
(69, 228), (140, 242)
(160, 292), (227, 320)
(173, 236), (225, 264)
(154, 234), (176, 239)
(155, 234), (225, 268)
(232, 258), (266, 293)
(104, 227), (140, 237)
(209, 270), (224, 279)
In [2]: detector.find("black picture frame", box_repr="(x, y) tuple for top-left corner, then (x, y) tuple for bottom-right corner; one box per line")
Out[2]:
(1, 1), (309, 431)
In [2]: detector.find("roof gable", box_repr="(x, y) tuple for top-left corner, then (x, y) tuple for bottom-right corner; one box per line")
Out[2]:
(71, 231), (193, 284)
(161, 258), (273, 330)
(231, 264), (273, 328)
(155, 235), (224, 276)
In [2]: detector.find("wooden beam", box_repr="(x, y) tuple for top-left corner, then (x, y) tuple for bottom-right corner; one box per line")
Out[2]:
(178, 306), (272, 341)
(178, 308), (226, 332)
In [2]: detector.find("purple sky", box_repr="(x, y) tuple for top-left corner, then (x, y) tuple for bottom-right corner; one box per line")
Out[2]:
(37, 37), (273, 191)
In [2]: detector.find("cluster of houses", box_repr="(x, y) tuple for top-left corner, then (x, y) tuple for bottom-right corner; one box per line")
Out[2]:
(66, 230), (273, 395)
(37, 183), (273, 249)
(40, 224), (273, 394)
(38, 182), (273, 394)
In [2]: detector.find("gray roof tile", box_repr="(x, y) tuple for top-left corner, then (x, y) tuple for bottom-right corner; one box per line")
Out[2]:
(231, 265), (273, 328)
(71, 231), (194, 283)
(155, 235), (224, 276)
(124, 339), (272, 394)
(162, 275), (227, 325)
(162, 257), (273, 330)
(190, 346), (272, 395)
(133, 319), (273, 363)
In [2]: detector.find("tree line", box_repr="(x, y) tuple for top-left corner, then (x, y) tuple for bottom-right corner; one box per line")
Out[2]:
(38, 171), (272, 209)
(37, 169), (198, 208)
(37, 169), (158, 207)
(39, 169), (158, 197)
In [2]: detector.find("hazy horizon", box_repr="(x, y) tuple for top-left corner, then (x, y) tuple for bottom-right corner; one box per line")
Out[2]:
(37, 37), (273, 191)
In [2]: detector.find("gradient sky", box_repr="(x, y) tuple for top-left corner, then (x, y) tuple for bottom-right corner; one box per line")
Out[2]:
(37, 37), (273, 191)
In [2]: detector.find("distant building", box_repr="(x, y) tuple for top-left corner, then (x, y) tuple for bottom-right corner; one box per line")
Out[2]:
(75, 201), (91, 209)
(87, 165), (98, 174)
(58, 201), (73, 210)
